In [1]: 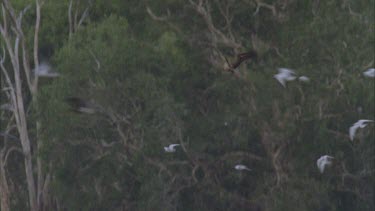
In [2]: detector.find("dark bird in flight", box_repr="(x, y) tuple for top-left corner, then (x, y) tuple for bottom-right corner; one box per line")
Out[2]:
(65, 97), (97, 114)
(224, 50), (258, 73)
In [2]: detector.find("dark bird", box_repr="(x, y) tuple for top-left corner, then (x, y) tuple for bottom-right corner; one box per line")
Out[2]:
(65, 97), (97, 114)
(224, 50), (258, 73)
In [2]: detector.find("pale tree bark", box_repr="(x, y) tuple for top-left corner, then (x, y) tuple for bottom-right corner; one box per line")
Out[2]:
(68, 0), (91, 39)
(0, 0), (47, 210)
(0, 113), (20, 211)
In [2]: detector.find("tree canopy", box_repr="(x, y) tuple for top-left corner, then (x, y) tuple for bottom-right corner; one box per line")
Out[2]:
(0, 0), (374, 210)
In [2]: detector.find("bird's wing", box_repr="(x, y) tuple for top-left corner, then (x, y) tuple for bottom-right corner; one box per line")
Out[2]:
(278, 68), (295, 75)
(274, 74), (286, 87)
(357, 120), (374, 128)
(231, 51), (258, 69)
(298, 76), (310, 82)
(349, 125), (358, 141)
(235, 165), (244, 169)
(363, 68), (375, 77)
(317, 158), (323, 168)
(318, 162), (324, 173)
(170, 144), (180, 148)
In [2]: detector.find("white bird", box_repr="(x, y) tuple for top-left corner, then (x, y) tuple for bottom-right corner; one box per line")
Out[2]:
(317, 155), (334, 173)
(298, 75), (310, 82)
(349, 119), (374, 141)
(164, 144), (180, 153)
(363, 68), (375, 78)
(234, 164), (251, 171)
(34, 62), (60, 77)
(274, 68), (297, 87)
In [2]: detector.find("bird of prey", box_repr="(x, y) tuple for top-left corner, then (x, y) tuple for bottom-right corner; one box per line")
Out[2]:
(363, 68), (375, 78)
(224, 50), (258, 73)
(33, 62), (60, 77)
(164, 144), (180, 153)
(349, 119), (374, 141)
(234, 164), (251, 171)
(317, 155), (334, 173)
(64, 97), (97, 114)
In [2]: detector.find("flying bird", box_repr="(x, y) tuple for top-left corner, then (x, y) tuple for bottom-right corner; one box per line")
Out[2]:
(34, 62), (60, 77)
(64, 97), (97, 114)
(363, 68), (375, 78)
(274, 68), (310, 87)
(349, 119), (374, 141)
(274, 68), (297, 87)
(298, 75), (310, 82)
(164, 144), (180, 153)
(317, 155), (334, 173)
(234, 164), (251, 171)
(224, 50), (258, 73)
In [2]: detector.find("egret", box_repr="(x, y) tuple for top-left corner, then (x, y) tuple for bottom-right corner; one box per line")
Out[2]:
(274, 68), (297, 87)
(164, 144), (180, 153)
(363, 68), (375, 78)
(234, 164), (251, 171)
(317, 155), (334, 173)
(349, 119), (374, 141)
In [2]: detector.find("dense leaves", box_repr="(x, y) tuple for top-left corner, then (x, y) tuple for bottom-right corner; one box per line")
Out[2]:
(1, 0), (374, 210)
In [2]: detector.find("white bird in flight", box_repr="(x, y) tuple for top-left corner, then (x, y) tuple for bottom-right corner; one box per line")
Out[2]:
(34, 62), (60, 77)
(164, 144), (180, 153)
(274, 68), (297, 87)
(274, 68), (310, 87)
(298, 75), (310, 82)
(363, 68), (375, 78)
(234, 164), (251, 171)
(317, 155), (334, 173)
(349, 119), (374, 141)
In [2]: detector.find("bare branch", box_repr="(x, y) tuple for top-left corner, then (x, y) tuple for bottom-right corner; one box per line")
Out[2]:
(4, 146), (23, 167)
(77, 6), (89, 28)
(252, 0), (277, 16)
(146, 7), (168, 21)
(68, 0), (73, 38)
(32, 0), (42, 93)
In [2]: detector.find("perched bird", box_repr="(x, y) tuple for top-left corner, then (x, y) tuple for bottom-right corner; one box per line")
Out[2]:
(317, 155), (334, 173)
(363, 68), (375, 78)
(34, 62), (60, 77)
(224, 50), (258, 73)
(349, 119), (374, 141)
(274, 68), (297, 87)
(234, 164), (251, 171)
(164, 144), (180, 153)
(64, 97), (97, 114)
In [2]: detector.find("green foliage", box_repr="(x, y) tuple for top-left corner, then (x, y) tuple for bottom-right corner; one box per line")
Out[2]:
(19, 0), (375, 210)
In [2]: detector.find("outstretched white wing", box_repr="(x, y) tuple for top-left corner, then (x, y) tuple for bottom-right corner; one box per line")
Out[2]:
(349, 124), (359, 141)
(363, 68), (375, 78)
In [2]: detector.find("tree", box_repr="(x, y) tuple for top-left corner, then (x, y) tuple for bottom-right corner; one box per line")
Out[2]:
(0, 0), (51, 210)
